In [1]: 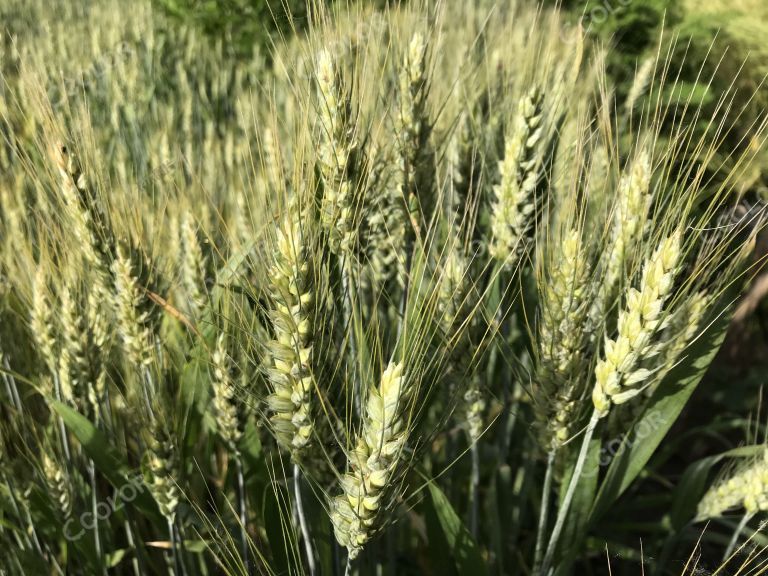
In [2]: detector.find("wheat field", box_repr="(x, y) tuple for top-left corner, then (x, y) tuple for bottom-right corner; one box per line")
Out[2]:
(1, 0), (768, 574)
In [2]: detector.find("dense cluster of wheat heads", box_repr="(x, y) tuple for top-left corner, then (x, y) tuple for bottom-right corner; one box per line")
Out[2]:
(1, 0), (768, 575)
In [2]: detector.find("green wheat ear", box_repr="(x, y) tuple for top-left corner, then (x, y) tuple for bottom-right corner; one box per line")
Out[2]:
(396, 31), (434, 243)
(211, 332), (246, 452)
(698, 449), (768, 520)
(331, 361), (410, 559)
(592, 231), (682, 417)
(534, 227), (594, 448)
(489, 87), (545, 268)
(144, 417), (180, 523)
(315, 48), (360, 255)
(265, 213), (318, 460)
(41, 452), (72, 519)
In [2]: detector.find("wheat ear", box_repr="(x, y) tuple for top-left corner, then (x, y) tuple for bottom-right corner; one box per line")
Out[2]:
(41, 452), (72, 519)
(265, 215), (317, 459)
(698, 449), (768, 521)
(489, 87), (545, 267)
(179, 212), (207, 319)
(315, 49), (359, 254)
(589, 150), (652, 324)
(396, 31), (433, 242)
(592, 231), (682, 417)
(331, 361), (410, 560)
(535, 228), (593, 448)
(211, 332), (245, 452)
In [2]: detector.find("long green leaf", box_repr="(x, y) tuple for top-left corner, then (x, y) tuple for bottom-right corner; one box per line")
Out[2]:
(51, 401), (161, 521)
(427, 482), (489, 576)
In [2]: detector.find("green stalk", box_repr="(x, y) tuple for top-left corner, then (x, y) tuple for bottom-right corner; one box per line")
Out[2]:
(294, 464), (316, 576)
(533, 450), (556, 572)
(540, 409), (599, 575)
(168, 517), (181, 575)
(724, 512), (753, 561)
(88, 460), (105, 574)
(235, 453), (250, 574)
(469, 440), (480, 538)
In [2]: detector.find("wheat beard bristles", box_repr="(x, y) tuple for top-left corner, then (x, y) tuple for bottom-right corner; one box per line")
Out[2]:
(489, 87), (545, 267)
(212, 333), (243, 452)
(111, 246), (155, 369)
(536, 229), (593, 447)
(265, 216), (317, 458)
(315, 49), (358, 254)
(331, 361), (408, 559)
(592, 232), (682, 417)
(698, 449), (768, 520)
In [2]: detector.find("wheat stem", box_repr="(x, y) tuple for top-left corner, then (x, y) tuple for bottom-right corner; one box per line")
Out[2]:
(294, 463), (316, 576)
(88, 460), (105, 572)
(541, 408), (599, 575)
(534, 450), (556, 573)
(469, 441), (480, 538)
(724, 512), (753, 561)
(235, 454), (250, 574)
(168, 517), (181, 576)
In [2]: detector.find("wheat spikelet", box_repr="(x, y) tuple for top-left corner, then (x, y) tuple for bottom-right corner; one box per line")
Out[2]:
(211, 332), (244, 452)
(489, 87), (545, 267)
(315, 49), (359, 254)
(535, 228), (593, 447)
(590, 150), (652, 323)
(41, 453), (72, 519)
(698, 449), (768, 520)
(111, 246), (154, 368)
(265, 214), (317, 458)
(331, 361), (409, 559)
(179, 212), (207, 318)
(395, 31), (433, 240)
(592, 232), (682, 417)
(30, 268), (57, 372)
(145, 418), (180, 522)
